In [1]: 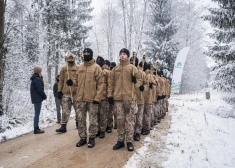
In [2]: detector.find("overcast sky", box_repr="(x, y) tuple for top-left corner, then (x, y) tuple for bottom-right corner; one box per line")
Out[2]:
(91, 0), (104, 15)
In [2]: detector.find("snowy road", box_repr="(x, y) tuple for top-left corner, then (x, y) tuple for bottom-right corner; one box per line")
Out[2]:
(0, 112), (172, 168)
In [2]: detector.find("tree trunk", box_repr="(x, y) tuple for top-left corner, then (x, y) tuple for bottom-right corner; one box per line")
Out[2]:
(0, 0), (6, 115)
(121, 0), (128, 48)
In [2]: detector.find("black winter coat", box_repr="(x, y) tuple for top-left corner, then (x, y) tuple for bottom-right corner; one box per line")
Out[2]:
(30, 73), (47, 103)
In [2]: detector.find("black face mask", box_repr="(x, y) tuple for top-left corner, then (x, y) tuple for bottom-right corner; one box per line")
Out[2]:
(68, 61), (74, 64)
(84, 55), (93, 62)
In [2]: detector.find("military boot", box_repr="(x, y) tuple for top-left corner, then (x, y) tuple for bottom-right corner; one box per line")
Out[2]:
(56, 124), (67, 133)
(127, 142), (134, 151)
(76, 121), (78, 129)
(88, 138), (95, 148)
(34, 127), (45, 134)
(142, 129), (150, 135)
(134, 133), (140, 141)
(76, 138), (87, 147)
(107, 127), (112, 133)
(113, 141), (125, 150)
(99, 131), (105, 138)
(113, 123), (117, 129)
(96, 131), (101, 137)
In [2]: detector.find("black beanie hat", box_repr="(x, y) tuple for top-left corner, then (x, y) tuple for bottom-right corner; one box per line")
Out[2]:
(119, 48), (130, 57)
(104, 60), (111, 67)
(110, 62), (116, 70)
(130, 56), (139, 67)
(83, 48), (93, 57)
(146, 63), (151, 71)
(138, 61), (148, 71)
(96, 56), (105, 67)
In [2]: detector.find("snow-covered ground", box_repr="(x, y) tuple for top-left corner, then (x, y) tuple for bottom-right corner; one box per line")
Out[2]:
(125, 91), (235, 168)
(0, 89), (76, 142)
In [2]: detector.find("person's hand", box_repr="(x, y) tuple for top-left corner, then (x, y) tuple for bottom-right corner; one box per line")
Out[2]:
(66, 79), (73, 86)
(132, 76), (137, 84)
(58, 91), (63, 99)
(108, 97), (114, 105)
(93, 101), (99, 104)
(139, 85), (144, 91)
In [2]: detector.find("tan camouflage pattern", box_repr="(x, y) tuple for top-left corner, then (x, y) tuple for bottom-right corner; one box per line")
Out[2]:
(76, 102), (98, 139)
(98, 100), (109, 132)
(115, 100), (136, 142)
(134, 104), (144, 134)
(107, 104), (115, 127)
(142, 104), (152, 130)
(61, 94), (78, 124)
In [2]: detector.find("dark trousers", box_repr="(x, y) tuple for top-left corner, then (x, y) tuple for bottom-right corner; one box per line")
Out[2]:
(34, 102), (42, 128)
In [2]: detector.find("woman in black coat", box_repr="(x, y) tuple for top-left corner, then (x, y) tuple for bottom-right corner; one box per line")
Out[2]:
(30, 66), (47, 134)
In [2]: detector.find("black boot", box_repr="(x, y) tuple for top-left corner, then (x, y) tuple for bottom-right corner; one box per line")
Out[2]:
(113, 141), (125, 150)
(113, 123), (117, 129)
(56, 124), (67, 133)
(99, 131), (105, 138)
(34, 127), (45, 134)
(127, 142), (134, 151)
(134, 133), (140, 141)
(142, 130), (150, 135)
(76, 121), (78, 129)
(88, 138), (95, 148)
(96, 131), (101, 137)
(76, 138), (87, 147)
(107, 127), (112, 133)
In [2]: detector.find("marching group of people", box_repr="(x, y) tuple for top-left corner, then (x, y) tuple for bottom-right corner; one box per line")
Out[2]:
(30, 47), (171, 152)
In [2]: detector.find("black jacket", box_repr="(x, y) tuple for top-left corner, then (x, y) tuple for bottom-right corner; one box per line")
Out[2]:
(30, 73), (47, 103)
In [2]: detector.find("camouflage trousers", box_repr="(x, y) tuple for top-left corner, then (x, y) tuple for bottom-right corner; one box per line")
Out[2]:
(151, 102), (157, 125)
(134, 104), (144, 134)
(115, 100), (136, 142)
(164, 97), (168, 112)
(142, 104), (152, 131)
(107, 104), (116, 127)
(155, 100), (161, 120)
(76, 102), (98, 139)
(98, 100), (109, 132)
(61, 94), (78, 124)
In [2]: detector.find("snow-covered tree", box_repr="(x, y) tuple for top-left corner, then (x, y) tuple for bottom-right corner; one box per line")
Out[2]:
(203, 0), (235, 91)
(144, 0), (178, 78)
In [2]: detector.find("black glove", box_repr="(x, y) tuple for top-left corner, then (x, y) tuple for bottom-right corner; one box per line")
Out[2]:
(149, 82), (153, 89)
(157, 96), (161, 100)
(169, 95), (170, 98)
(58, 91), (63, 99)
(43, 95), (47, 100)
(162, 95), (166, 99)
(139, 85), (144, 91)
(132, 76), (137, 84)
(66, 79), (73, 86)
(108, 97), (114, 105)
(93, 101), (99, 104)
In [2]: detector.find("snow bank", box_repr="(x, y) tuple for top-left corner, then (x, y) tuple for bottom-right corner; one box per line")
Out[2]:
(163, 91), (235, 168)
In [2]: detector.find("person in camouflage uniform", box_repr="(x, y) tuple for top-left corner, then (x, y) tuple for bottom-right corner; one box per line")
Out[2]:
(108, 62), (117, 129)
(75, 48), (103, 148)
(142, 63), (156, 135)
(134, 60), (149, 141)
(56, 53), (79, 133)
(108, 48), (142, 152)
(96, 57), (110, 138)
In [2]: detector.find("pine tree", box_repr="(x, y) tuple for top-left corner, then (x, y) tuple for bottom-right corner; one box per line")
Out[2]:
(144, 0), (178, 78)
(203, 0), (235, 91)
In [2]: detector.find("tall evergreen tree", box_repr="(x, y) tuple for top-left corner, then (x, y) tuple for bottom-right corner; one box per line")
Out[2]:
(144, 0), (178, 77)
(203, 0), (235, 91)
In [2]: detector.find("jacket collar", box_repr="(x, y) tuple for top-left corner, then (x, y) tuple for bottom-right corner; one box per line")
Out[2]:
(119, 58), (130, 66)
(84, 59), (95, 66)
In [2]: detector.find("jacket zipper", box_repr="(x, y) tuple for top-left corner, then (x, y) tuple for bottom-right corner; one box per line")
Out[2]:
(82, 66), (87, 101)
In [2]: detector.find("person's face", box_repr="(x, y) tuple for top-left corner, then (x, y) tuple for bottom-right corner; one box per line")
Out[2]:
(119, 52), (128, 60)
(68, 56), (74, 62)
(103, 64), (109, 70)
(138, 66), (143, 70)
